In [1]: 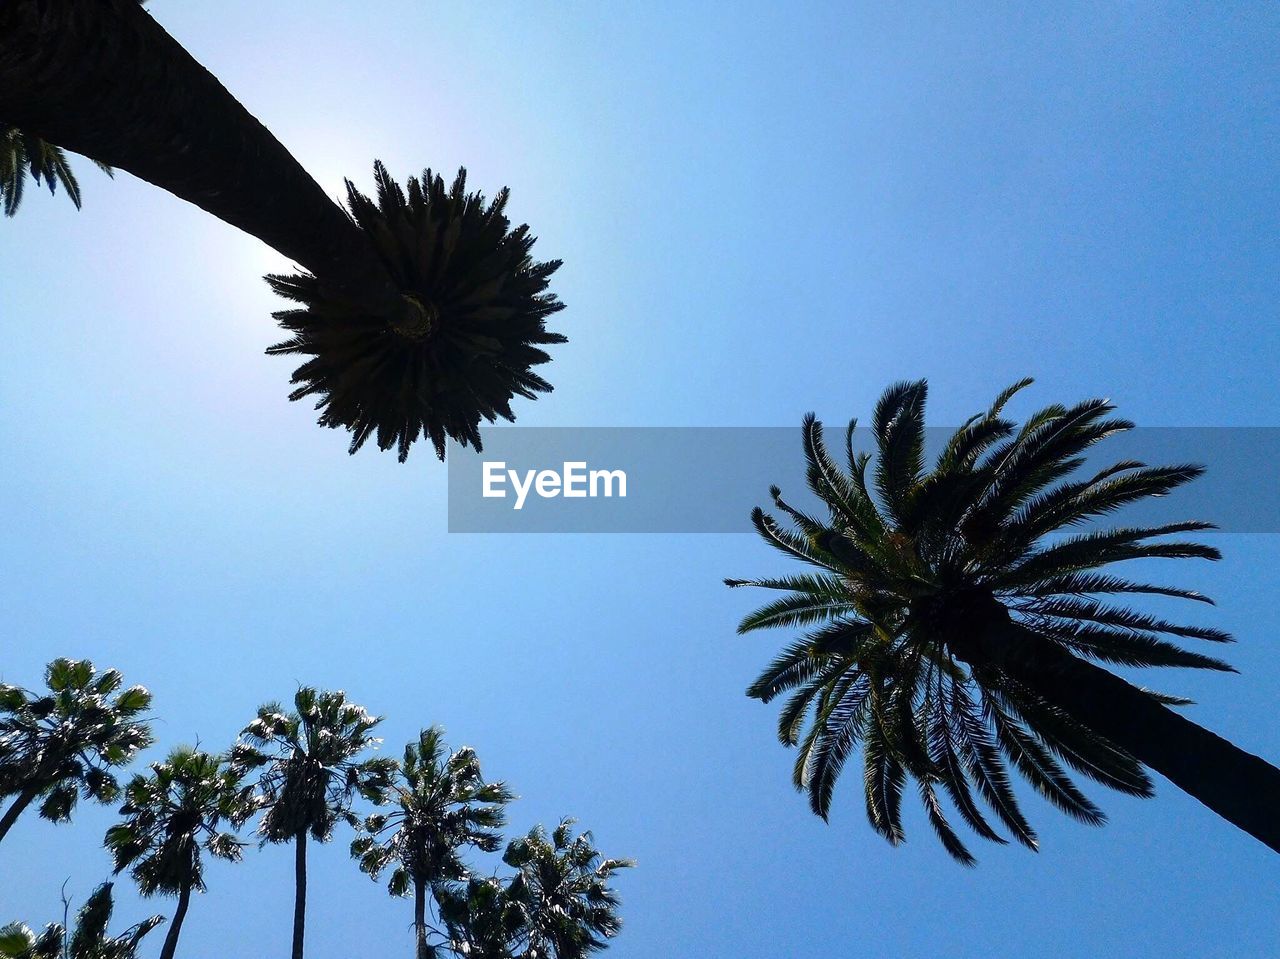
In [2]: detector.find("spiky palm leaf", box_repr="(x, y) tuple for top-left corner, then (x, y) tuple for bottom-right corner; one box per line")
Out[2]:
(0, 659), (153, 840)
(65, 884), (164, 959)
(266, 161), (565, 461)
(728, 379), (1231, 864)
(0, 124), (112, 217)
(353, 726), (513, 894)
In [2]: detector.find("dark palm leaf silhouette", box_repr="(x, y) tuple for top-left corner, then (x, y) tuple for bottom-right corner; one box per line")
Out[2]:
(105, 747), (256, 959)
(0, 884), (163, 959)
(352, 726), (513, 958)
(0, 125), (113, 216)
(729, 379), (1280, 861)
(0, 659), (152, 844)
(231, 688), (395, 959)
(268, 163), (565, 461)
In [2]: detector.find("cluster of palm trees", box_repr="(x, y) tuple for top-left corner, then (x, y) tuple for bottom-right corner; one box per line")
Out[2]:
(0, 662), (632, 959)
(731, 379), (1280, 860)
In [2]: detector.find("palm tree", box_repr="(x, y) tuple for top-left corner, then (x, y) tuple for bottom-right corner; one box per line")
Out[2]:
(352, 727), (514, 959)
(727, 378), (1280, 861)
(0, 884), (163, 959)
(231, 688), (396, 959)
(503, 820), (633, 959)
(0, 659), (153, 845)
(0, 0), (564, 460)
(0, 125), (111, 216)
(435, 876), (525, 959)
(105, 747), (256, 959)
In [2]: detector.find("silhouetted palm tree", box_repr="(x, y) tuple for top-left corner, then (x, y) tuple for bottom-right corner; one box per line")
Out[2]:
(0, 659), (152, 845)
(353, 727), (513, 959)
(728, 378), (1280, 861)
(0, 0), (564, 460)
(0, 884), (163, 959)
(504, 821), (633, 959)
(105, 747), (256, 959)
(231, 688), (395, 959)
(0, 125), (111, 216)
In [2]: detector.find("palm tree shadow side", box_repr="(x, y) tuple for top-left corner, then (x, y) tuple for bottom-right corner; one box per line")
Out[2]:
(0, 0), (565, 461)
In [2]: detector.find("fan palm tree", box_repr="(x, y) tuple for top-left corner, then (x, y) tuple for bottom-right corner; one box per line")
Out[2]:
(0, 124), (111, 216)
(231, 688), (396, 959)
(435, 876), (526, 959)
(352, 727), (514, 959)
(728, 378), (1280, 862)
(0, 884), (163, 959)
(105, 747), (256, 959)
(503, 821), (633, 959)
(0, 659), (153, 845)
(0, 0), (564, 460)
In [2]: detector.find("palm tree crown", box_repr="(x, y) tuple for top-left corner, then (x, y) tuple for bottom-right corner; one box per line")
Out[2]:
(354, 726), (513, 893)
(267, 161), (566, 461)
(0, 659), (153, 841)
(503, 820), (634, 959)
(106, 746), (254, 894)
(232, 688), (394, 843)
(728, 379), (1235, 863)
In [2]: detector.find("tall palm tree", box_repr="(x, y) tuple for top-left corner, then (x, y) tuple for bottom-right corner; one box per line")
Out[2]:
(352, 727), (514, 959)
(0, 124), (111, 216)
(105, 747), (257, 959)
(0, 884), (163, 959)
(0, 0), (565, 460)
(231, 688), (396, 959)
(0, 659), (153, 845)
(727, 379), (1280, 862)
(503, 821), (633, 959)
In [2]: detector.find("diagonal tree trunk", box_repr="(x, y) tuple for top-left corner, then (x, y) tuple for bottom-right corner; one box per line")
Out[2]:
(0, 0), (417, 330)
(955, 605), (1280, 853)
(292, 830), (307, 959)
(158, 881), (192, 959)
(0, 784), (40, 844)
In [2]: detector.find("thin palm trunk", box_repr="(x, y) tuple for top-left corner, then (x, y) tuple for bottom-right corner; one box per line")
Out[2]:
(292, 831), (307, 959)
(413, 879), (429, 959)
(158, 881), (192, 959)
(0, 784), (39, 844)
(0, 0), (417, 330)
(955, 606), (1280, 852)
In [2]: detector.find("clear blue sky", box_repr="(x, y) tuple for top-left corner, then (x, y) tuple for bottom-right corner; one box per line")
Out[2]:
(2, 1), (1279, 956)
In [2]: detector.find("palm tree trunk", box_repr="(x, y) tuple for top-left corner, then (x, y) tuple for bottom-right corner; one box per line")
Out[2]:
(414, 879), (429, 959)
(955, 605), (1280, 853)
(0, 785), (39, 844)
(0, 0), (416, 329)
(158, 881), (191, 959)
(292, 830), (307, 959)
